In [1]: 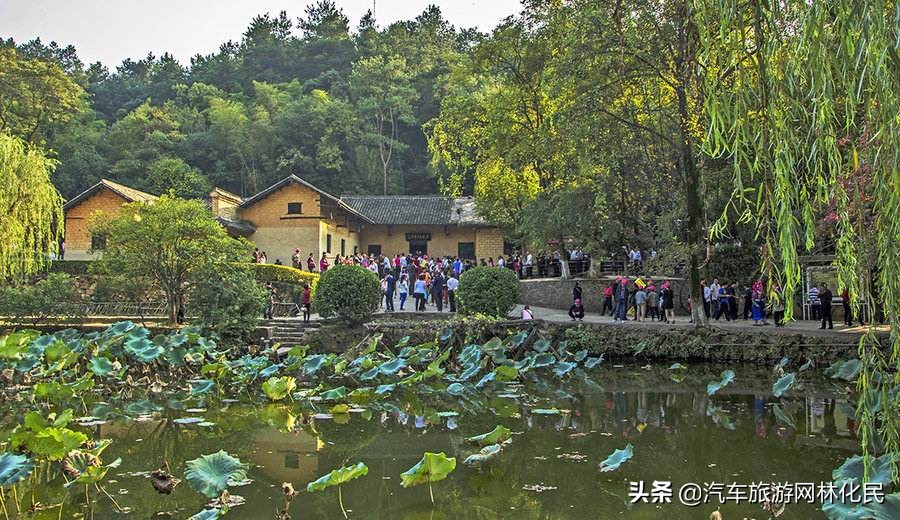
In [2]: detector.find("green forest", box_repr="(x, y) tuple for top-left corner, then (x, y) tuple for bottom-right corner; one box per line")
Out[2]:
(3, 0), (743, 261)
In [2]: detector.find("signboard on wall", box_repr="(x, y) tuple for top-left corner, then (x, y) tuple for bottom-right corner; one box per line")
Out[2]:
(405, 232), (432, 241)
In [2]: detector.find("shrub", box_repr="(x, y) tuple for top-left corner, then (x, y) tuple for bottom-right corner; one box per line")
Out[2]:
(0, 273), (85, 326)
(456, 267), (521, 318)
(190, 264), (267, 344)
(313, 265), (380, 325)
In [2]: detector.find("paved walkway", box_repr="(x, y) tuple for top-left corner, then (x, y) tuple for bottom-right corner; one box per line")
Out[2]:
(365, 301), (884, 338)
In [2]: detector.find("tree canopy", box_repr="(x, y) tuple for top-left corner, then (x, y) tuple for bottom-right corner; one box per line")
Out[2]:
(91, 195), (251, 324)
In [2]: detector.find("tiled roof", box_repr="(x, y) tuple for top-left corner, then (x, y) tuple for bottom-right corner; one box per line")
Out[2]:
(340, 196), (490, 226)
(240, 175), (373, 224)
(64, 178), (157, 210)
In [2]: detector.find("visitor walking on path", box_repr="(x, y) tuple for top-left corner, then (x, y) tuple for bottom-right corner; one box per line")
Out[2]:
(573, 282), (583, 303)
(634, 286), (648, 322)
(602, 283), (614, 316)
(842, 287), (853, 326)
(647, 285), (660, 321)
(447, 273), (459, 312)
(702, 279), (711, 318)
(398, 275), (409, 311)
(319, 253), (329, 273)
(264, 283), (275, 320)
(614, 278), (628, 321)
(742, 284), (753, 320)
(569, 298), (585, 321)
(431, 271), (445, 312)
(820, 283), (834, 329)
(300, 283), (311, 323)
(384, 272), (395, 312)
(751, 280), (766, 325)
(808, 285), (821, 320)
(661, 282), (675, 323)
(414, 275), (427, 312)
(307, 254), (316, 272)
(709, 279), (721, 319)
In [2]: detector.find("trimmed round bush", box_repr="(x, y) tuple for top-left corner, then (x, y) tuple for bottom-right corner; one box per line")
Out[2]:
(456, 267), (522, 318)
(313, 265), (381, 324)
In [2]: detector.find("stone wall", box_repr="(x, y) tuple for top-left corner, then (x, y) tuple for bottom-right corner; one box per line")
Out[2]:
(520, 277), (690, 313)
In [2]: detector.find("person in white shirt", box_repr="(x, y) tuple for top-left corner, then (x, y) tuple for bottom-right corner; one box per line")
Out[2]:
(447, 274), (460, 312)
(524, 253), (533, 277)
(522, 305), (534, 320)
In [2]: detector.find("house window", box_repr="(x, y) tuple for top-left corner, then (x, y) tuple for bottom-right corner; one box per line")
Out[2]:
(326, 234), (332, 253)
(340, 239), (346, 256)
(458, 242), (475, 260)
(367, 245), (382, 256)
(287, 202), (302, 215)
(91, 234), (107, 251)
(284, 453), (299, 469)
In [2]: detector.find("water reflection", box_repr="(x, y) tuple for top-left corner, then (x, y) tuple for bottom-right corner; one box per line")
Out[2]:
(6, 364), (858, 519)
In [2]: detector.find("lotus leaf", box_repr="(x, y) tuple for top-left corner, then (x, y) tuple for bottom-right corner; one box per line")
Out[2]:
(320, 386), (347, 401)
(124, 336), (165, 363)
(467, 425), (512, 446)
(669, 363), (687, 370)
(262, 376), (296, 401)
(185, 450), (249, 499)
(799, 358), (814, 372)
(706, 370), (735, 396)
(832, 454), (896, 486)
(447, 383), (469, 396)
(464, 444), (503, 466)
(89, 356), (118, 377)
(573, 349), (589, 362)
(439, 327), (455, 343)
(772, 403), (795, 429)
(772, 373), (796, 398)
(400, 452), (456, 489)
(303, 354), (331, 376)
(379, 357), (407, 376)
(0, 452), (34, 486)
(375, 384), (395, 395)
(458, 362), (481, 382)
(106, 321), (136, 335)
(825, 359), (861, 381)
(509, 331), (528, 347)
(494, 365), (518, 382)
(552, 361), (577, 378)
(475, 371), (496, 389)
(307, 462), (369, 492)
(599, 443), (634, 472)
(584, 356), (603, 369)
(190, 379), (216, 395)
(532, 338), (551, 353)
(188, 509), (220, 520)
(258, 363), (282, 379)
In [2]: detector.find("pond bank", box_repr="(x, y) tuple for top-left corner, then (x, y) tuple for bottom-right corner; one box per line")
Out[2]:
(353, 314), (871, 365)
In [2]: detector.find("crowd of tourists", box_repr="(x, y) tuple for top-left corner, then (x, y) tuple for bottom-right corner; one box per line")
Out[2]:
(564, 276), (850, 329)
(255, 246), (588, 280)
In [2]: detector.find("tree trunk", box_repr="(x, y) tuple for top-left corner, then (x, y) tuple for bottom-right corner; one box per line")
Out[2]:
(166, 291), (178, 325)
(675, 1), (707, 327)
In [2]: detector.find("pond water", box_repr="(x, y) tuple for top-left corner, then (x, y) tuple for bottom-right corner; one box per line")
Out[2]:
(3, 363), (858, 519)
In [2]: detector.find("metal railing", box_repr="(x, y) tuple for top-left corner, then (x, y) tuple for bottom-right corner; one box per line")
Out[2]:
(79, 301), (168, 316)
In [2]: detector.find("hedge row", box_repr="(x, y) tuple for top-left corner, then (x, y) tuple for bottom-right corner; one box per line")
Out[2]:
(48, 260), (92, 275)
(247, 263), (319, 286)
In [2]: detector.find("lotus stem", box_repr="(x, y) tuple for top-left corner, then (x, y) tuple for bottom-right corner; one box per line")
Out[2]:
(96, 484), (125, 513)
(84, 482), (90, 508)
(0, 490), (10, 520)
(429, 482), (434, 506)
(338, 485), (348, 519)
(10, 485), (19, 514)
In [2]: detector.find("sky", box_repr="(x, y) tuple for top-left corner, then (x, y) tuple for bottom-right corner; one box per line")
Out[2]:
(0, 0), (522, 67)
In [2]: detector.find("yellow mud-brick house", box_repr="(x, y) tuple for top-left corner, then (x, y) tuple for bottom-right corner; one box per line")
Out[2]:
(63, 174), (506, 264)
